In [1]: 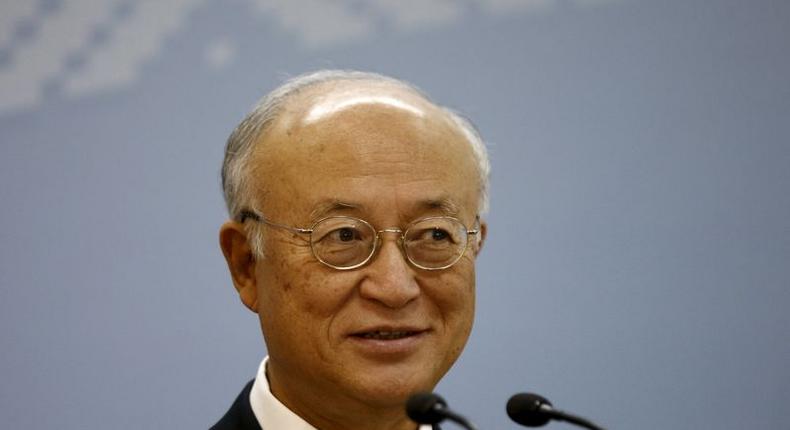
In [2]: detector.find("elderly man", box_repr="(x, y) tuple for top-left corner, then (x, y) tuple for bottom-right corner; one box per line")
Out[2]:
(213, 70), (489, 430)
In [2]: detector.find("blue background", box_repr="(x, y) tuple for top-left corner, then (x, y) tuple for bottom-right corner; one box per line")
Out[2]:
(1, 0), (789, 428)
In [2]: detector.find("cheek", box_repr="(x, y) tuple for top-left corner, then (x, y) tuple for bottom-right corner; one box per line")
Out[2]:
(425, 268), (475, 372)
(428, 265), (476, 324)
(260, 254), (359, 326)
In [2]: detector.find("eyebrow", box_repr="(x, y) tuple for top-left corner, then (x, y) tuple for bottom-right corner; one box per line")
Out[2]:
(309, 200), (362, 220)
(307, 197), (462, 221)
(417, 197), (461, 216)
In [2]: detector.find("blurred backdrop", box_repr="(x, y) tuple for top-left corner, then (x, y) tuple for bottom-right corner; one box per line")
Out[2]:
(1, 0), (789, 428)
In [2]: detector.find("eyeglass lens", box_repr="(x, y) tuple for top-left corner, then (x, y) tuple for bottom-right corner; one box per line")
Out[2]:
(310, 217), (469, 269)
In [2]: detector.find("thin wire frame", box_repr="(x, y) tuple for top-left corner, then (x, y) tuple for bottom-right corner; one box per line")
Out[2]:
(238, 209), (479, 271)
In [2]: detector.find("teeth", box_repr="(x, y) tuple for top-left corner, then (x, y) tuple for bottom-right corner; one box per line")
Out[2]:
(361, 331), (413, 340)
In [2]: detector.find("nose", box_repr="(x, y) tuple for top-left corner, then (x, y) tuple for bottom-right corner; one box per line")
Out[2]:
(358, 233), (420, 308)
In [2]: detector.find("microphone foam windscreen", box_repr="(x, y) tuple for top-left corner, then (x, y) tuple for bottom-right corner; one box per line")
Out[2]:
(406, 392), (447, 424)
(506, 392), (553, 427)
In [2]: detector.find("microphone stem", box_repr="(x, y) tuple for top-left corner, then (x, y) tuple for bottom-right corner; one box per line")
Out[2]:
(442, 408), (479, 430)
(547, 409), (606, 430)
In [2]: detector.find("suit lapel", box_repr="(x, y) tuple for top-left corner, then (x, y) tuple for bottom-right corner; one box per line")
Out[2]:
(210, 380), (261, 430)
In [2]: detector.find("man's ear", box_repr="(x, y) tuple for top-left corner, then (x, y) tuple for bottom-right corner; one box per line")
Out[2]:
(473, 220), (487, 256)
(219, 221), (259, 312)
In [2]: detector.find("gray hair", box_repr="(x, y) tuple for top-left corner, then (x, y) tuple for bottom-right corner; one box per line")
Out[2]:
(221, 70), (490, 254)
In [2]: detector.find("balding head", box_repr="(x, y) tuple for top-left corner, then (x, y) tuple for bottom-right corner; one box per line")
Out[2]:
(221, 70), (490, 223)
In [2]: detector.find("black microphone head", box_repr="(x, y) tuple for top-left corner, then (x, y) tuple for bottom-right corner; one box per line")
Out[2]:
(507, 392), (553, 427)
(406, 392), (448, 425)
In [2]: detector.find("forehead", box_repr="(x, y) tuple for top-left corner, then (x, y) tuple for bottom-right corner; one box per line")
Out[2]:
(249, 81), (480, 218)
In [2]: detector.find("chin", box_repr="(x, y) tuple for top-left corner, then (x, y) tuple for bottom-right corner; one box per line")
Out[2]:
(345, 364), (444, 408)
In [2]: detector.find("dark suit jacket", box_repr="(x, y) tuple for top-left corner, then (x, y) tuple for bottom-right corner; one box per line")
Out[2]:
(211, 380), (260, 430)
(210, 379), (440, 430)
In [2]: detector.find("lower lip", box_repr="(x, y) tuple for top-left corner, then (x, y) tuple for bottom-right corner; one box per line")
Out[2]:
(347, 331), (429, 357)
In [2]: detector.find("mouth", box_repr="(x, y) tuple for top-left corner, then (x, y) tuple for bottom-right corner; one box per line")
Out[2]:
(353, 330), (423, 340)
(347, 327), (429, 356)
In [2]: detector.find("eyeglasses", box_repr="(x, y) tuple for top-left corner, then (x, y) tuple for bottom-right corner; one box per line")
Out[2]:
(239, 210), (480, 271)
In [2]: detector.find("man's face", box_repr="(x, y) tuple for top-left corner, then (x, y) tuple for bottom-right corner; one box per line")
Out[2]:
(244, 82), (484, 412)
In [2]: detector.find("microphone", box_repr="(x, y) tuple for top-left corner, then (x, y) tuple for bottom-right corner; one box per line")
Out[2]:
(406, 392), (479, 430)
(506, 393), (606, 430)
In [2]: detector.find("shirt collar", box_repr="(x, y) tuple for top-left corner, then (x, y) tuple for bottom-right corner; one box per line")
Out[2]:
(249, 356), (433, 430)
(250, 357), (317, 430)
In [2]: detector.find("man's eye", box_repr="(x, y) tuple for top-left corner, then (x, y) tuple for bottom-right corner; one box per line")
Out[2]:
(431, 228), (449, 241)
(332, 227), (357, 242)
